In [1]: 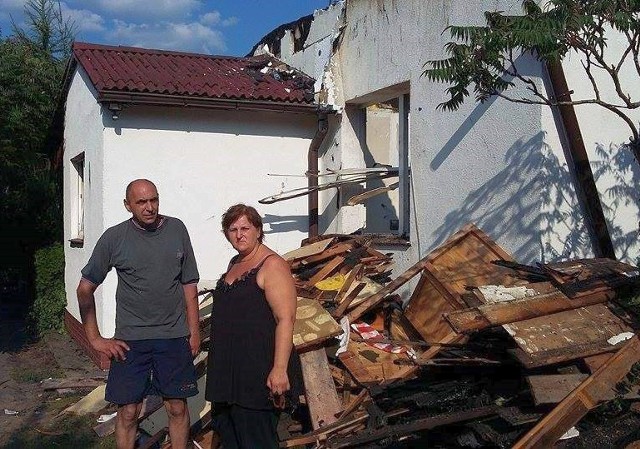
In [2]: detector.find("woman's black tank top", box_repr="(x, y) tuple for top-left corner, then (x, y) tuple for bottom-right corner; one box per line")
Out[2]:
(205, 255), (303, 410)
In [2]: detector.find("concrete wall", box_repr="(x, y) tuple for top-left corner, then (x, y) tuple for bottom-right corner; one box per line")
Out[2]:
(559, 29), (640, 264)
(267, 0), (640, 278)
(63, 67), (106, 323)
(319, 0), (579, 284)
(64, 70), (316, 337)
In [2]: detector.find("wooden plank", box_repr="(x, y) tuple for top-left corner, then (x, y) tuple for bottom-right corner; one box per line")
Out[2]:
(293, 297), (342, 350)
(405, 271), (459, 342)
(541, 258), (640, 297)
(346, 254), (430, 322)
(64, 384), (108, 415)
(333, 264), (364, 306)
(337, 339), (414, 385)
(347, 182), (399, 206)
(504, 304), (633, 367)
(526, 373), (638, 405)
(300, 349), (343, 429)
(404, 224), (519, 342)
(283, 237), (335, 261)
(308, 256), (346, 286)
(294, 242), (355, 268)
(527, 374), (589, 405)
(445, 284), (617, 334)
(583, 353), (613, 373)
(333, 283), (366, 319)
(338, 350), (377, 384)
(42, 377), (105, 391)
(512, 336), (640, 449)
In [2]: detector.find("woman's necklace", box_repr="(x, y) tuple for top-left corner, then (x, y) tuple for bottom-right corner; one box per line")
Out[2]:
(238, 243), (261, 264)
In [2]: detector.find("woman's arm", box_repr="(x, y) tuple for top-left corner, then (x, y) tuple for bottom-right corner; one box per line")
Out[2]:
(261, 255), (297, 399)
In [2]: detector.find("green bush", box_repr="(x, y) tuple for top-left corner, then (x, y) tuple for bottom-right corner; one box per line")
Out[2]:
(31, 242), (66, 336)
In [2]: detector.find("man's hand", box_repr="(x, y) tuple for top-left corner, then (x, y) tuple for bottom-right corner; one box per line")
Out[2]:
(89, 336), (130, 361)
(188, 332), (200, 357)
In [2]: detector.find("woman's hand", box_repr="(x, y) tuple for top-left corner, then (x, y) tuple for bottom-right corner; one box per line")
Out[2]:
(266, 367), (290, 396)
(267, 367), (290, 409)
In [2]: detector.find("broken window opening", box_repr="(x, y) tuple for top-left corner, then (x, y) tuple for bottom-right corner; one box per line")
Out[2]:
(358, 93), (410, 238)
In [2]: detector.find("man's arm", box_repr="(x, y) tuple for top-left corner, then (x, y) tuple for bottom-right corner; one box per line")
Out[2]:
(183, 283), (200, 357)
(77, 278), (130, 360)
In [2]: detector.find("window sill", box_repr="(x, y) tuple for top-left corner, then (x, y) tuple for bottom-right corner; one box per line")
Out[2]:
(69, 237), (84, 248)
(362, 233), (411, 248)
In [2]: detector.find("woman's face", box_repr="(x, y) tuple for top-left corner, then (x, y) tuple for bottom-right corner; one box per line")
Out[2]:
(226, 215), (261, 254)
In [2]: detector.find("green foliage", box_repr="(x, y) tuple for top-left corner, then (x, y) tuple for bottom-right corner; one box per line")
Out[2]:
(10, 0), (75, 60)
(0, 38), (66, 153)
(30, 243), (66, 336)
(422, 0), (640, 150)
(0, 0), (72, 306)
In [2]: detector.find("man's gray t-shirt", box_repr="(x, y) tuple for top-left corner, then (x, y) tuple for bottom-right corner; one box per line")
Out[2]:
(81, 216), (199, 340)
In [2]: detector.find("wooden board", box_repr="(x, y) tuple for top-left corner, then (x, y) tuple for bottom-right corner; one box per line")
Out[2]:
(338, 339), (414, 386)
(300, 349), (343, 430)
(526, 374), (589, 405)
(505, 304), (633, 368)
(404, 224), (519, 342)
(445, 282), (618, 334)
(542, 258), (640, 297)
(283, 238), (334, 261)
(294, 297), (342, 350)
(513, 336), (640, 449)
(64, 384), (108, 415)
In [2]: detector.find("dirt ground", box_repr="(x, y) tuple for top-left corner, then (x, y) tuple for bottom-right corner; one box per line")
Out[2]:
(2, 295), (640, 449)
(0, 301), (114, 449)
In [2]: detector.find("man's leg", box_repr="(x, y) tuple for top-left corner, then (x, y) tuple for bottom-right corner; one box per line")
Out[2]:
(164, 398), (190, 449)
(152, 338), (198, 449)
(106, 340), (152, 449)
(115, 402), (143, 449)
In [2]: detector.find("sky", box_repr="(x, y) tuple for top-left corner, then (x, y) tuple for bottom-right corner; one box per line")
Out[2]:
(0, 0), (333, 56)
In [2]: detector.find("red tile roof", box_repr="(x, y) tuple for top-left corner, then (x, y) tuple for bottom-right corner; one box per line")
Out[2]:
(72, 42), (316, 105)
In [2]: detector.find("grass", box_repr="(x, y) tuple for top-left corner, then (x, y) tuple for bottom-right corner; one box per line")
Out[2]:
(1, 414), (116, 449)
(10, 366), (64, 384)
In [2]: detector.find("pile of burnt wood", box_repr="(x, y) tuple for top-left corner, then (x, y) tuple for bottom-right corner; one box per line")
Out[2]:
(273, 224), (640, 449)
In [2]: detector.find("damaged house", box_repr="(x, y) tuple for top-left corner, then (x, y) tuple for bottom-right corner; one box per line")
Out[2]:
(252, 0), (640, 284)
(56, 1), (640, 447)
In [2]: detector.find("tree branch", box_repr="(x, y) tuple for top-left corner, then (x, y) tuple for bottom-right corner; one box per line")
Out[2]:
(580, 53), (601, 102)
(623, 28), (640, 78)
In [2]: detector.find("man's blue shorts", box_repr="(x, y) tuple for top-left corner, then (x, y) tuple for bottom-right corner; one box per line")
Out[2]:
(105, 337), (199, 405)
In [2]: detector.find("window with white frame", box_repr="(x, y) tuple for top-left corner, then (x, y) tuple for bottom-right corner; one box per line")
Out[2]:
(70, 152), (85, 242)
(354, 91), (410, 238)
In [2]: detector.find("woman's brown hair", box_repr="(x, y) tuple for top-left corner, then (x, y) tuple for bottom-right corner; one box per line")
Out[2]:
(221, 204), (264, 243)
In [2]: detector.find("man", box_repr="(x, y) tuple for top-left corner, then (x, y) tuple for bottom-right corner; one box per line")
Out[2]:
(77, 179), (200, 449)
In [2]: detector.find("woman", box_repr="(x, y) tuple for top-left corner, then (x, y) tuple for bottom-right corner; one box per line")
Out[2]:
(205, 203), (301, 449)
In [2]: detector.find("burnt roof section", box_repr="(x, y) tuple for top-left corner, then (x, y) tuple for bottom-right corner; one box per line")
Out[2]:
(248, 14), (314, 57)
(72, 41), (316, 105)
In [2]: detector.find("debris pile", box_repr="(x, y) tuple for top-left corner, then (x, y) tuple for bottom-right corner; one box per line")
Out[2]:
(59, 224), (640, 448)
(275, 224), (640, 448)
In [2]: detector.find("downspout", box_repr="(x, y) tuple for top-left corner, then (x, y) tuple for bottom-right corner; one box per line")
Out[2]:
(308, 111), (329, 237)
(547, 60), (616, 259)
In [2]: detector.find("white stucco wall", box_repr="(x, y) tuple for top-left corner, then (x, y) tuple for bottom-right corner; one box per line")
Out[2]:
(559, 30), (640, 264)
(261, 0), (632, 289)
(64, 71), (317, 337)
(63, 67), (106, 323)
(321, 0), (575, 279)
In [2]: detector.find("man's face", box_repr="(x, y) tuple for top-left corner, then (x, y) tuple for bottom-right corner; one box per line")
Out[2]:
(124, 181), (159, 228)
